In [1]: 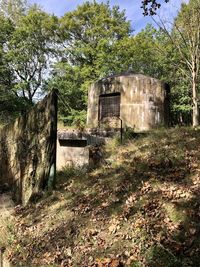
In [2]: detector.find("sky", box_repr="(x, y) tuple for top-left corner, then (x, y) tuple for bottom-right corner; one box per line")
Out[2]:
(28, 0), (189, 33)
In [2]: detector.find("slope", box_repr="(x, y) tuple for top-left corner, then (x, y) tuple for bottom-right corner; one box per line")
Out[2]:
(2, 127), (200, 267)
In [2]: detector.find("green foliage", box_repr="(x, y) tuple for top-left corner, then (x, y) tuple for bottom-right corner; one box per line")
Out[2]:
(49, 1), (131, 124)
(46, 63), (87, 126)
(0, 3), (60, 122)
(146, 245), (181, 267)
(0, 89), (32, 123)
(123, 127), (137, 140)
(117, 25), (165, 78)
(61, 109), (87, 127)
(170, 79), (192, 125)
(59, 1), (131, 78)
(7, 6), (59, 102)
(57, 165), (87, 186)
(169, 0), (200, 126)
(0, 14), (22, 123)
(0, 0), (28, 23)
(0, 15), (14, 91)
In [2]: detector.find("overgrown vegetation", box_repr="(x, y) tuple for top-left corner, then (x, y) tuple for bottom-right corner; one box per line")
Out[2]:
(0, 193), (15, 249)
(2, 127), (200, 266)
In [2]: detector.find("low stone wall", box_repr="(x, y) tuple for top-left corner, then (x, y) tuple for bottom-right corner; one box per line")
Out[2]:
(0, 91), (57, 205)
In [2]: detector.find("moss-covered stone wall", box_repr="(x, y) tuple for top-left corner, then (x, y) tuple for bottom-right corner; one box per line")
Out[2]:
(0, 91), (57, 205)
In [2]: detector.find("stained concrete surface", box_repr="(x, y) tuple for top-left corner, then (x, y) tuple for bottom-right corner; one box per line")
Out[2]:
(87, 73), (170, 131)
(0, 91), (57, 205)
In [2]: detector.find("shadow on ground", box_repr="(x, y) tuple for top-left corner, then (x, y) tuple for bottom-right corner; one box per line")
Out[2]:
(5, 127), (200, 267)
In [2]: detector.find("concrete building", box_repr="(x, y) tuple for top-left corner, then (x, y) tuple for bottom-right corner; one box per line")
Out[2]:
(87, 73), (170, 131)
(56, 73), (170, 169)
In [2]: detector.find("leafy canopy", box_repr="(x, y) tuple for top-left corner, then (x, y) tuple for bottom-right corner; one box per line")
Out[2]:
(7, 6), (59, 102)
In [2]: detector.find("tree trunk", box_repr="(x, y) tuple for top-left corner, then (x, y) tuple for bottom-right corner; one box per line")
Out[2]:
(192, 69), (199, 127)
(27, 84), (33, 104)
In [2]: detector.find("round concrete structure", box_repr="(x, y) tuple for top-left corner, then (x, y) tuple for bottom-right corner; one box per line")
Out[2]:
(87, 73), (169, 131)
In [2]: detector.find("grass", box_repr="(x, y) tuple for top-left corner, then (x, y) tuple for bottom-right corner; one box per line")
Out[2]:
(163, 202), (187, 224)
(0, 217), (15, 248)
(0, 194), (15, 250)
(2, 126), (200, 266)
(145, 244), (181, 267)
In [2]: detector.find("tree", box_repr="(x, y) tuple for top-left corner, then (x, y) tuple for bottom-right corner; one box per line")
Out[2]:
(0, 0), (28, 23)
(141, 0), (169, 15)
(0, 14), (30, 123)
(51, 1), (131, 124)
(115, 24), (193, 125)
(158, 0), (200, 126)
(59, 1), (131, 79)
(0, 14), (14, 91)
(7, 6), (59, 103)
(46, 63), (87, 125)
(115, 25), (166, 77)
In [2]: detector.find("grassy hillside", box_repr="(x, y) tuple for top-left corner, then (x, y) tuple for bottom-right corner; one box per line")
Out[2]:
(2, 127), (200, 267)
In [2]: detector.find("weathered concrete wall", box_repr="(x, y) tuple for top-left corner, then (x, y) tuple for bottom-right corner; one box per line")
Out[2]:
(57, 140), (89, 170)
(56, 130), (105, 169)
(0, 91), (57, 205)
(87, 73), (170, 131)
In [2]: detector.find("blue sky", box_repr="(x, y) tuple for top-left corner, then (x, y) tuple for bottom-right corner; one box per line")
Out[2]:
(28, 0), (188, 33)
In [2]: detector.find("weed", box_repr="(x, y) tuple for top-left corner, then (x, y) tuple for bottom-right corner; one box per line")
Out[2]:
(164, 203), (186, 224)
(130, 260), (141, 267)
(146, 245), (181, 267)
(0, 214), (16, 247)
(56, 165), (87, 186)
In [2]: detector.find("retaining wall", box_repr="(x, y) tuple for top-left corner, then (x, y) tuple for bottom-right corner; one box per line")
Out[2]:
(0, 91), (57, 205)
